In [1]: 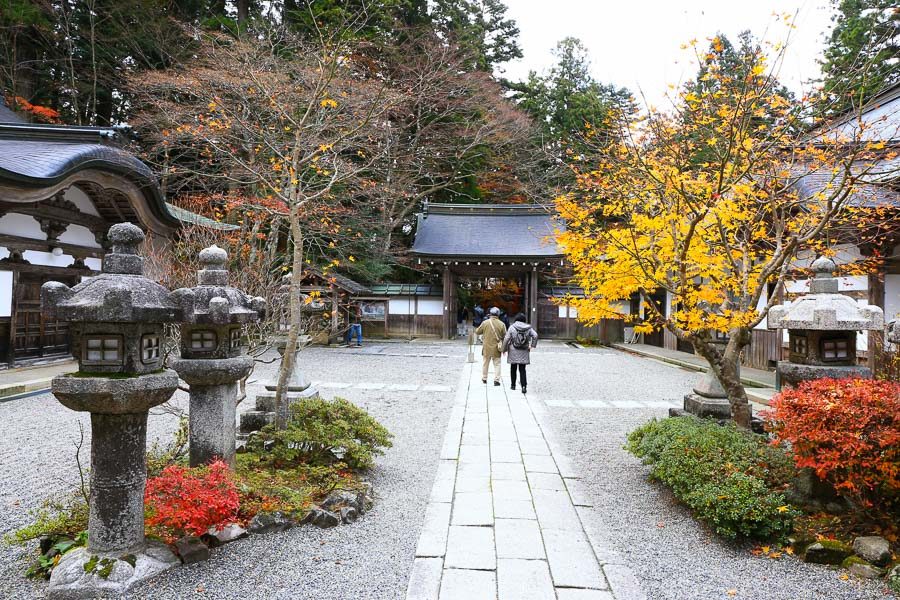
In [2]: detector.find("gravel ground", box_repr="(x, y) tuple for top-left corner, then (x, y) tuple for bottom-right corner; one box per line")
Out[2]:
(0, 343), (461, 600)
(528, 346), (896, 600)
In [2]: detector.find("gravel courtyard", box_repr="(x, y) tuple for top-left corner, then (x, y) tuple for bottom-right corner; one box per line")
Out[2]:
(0, 341), (894, 599)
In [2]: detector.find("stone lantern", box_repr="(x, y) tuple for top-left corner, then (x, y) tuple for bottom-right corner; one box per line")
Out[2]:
(41, 223), (180, 597)
(169, 245), (265, 467)
(888, 319), (899, 345)
(768, 256), (884, 388)
(240, 272), (318, 434)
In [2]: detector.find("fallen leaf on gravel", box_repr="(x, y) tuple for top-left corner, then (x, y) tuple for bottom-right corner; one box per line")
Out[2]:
(657, 521), (665, 528)
(726, 589), (737, 596)
(839, 574), (849, 581)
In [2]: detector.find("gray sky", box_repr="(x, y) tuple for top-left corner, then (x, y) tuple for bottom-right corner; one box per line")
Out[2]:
(499, 0), (836, 108)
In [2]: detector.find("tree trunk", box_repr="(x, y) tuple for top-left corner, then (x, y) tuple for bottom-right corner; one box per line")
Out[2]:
(692, 329), (753, 429)
(272, 210), (303, 429)
(237, 0), (250, 24)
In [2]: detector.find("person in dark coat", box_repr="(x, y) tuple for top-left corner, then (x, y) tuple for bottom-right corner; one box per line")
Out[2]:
(472, 304), (484, 327)
(501, 312), (538, 394)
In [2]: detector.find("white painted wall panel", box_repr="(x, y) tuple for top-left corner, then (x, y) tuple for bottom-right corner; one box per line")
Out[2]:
(23, 250), (74, 268)
(0, 271), (12, 317)
(388, 298), (414, 315)
(417, 298), (444, 316)
(885, 275), (900, 322)
(58, 224), (101, 248)
(65, 187), (101, 216)
(85, 257), (102, 271)
(0, 214), (44, 240)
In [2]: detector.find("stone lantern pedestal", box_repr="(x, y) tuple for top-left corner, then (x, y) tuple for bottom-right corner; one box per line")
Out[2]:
(170, 246), (264, 467)
(41, 223), (180, 598)
(769, 257), (883, 388)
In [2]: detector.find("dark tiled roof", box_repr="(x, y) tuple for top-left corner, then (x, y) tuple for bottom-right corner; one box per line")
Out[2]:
(793, 162), (899, 209)
(369, 283), (443, 296)
(540, 286), (586, 298)
(0, 123), (237, 231)
(411, 203), (564, 259)
(0, 100), (26, 123)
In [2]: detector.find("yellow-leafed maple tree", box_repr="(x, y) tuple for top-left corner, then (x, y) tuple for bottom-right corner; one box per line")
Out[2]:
(556, 32), (896, 428)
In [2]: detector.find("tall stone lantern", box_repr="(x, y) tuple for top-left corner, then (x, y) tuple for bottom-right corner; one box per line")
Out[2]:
(768, 256), (884, 388)
(170, 245), (265, 467)
(41, 223), (180, 597)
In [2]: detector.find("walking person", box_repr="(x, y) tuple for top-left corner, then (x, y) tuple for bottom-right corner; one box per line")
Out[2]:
(475, 307), (507, 385)
(472, 304), (485, 344)
(456, 305), (469, 338)
(347, 305), (363, 347)
(502, 313), (538, 394)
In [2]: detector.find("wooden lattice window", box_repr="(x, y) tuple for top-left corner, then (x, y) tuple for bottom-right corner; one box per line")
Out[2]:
(141, 334), (161, 364)
(821, 338), (849, 361)
(190, 330), (217, 352)
(790, 335), (808, 356)
(83, 335), (123, 366)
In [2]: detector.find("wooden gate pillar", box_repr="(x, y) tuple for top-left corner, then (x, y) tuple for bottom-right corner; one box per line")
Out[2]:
(529, 266), (539, 328)
(442, 265), (453, 340)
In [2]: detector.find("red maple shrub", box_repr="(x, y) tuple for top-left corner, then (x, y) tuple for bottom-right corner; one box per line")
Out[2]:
(764, 378), (900, 517)
(144, 460), (239, 543)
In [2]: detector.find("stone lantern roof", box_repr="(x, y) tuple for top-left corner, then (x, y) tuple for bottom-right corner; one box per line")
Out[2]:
(768, 257), (884, 331)
(889, 319), (900, 344)
(42, 222), (179, 323)
(170, 245), (266, 325)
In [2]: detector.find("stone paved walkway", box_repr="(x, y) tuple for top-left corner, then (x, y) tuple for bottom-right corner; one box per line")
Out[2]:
(405, 360), (643, 600)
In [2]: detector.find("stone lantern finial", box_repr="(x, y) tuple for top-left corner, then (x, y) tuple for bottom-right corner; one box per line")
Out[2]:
(809, 256), (838, 294)
(198, 245), (228, 286)
(103, 222), (145, 275)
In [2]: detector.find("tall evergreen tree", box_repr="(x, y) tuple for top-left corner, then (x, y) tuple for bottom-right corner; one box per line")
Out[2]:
(820, 0), (899, 113)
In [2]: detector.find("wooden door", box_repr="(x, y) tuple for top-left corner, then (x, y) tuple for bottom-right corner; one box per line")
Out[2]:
(12, 273), (73, 361)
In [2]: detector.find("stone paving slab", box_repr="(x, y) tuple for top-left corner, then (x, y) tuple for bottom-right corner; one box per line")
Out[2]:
(406, 361), (643, 600)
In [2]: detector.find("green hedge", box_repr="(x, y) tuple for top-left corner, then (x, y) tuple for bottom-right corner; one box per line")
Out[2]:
(625, 416), (798, 540)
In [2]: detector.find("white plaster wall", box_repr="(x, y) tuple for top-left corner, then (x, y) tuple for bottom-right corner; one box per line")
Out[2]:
(85, 257), (102, 271)
(58, 224), (102, 248)
(0, 214), (45, 240)
(417, 298), (444, 316)
(0, 271), (11, 317)
(22, 250), (75, 268)
(65, 186), (101, 217)
(388, 297), (414, 316)
(885, 274), (900, 322)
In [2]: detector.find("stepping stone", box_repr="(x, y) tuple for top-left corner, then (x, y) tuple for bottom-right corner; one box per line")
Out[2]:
(451, 492), (493, 526)
(497, 558), (555, 600)
(406, 558), (443, 600)
(543, 529), (607, 590)
(439, 569), (496, 600)
(415, 503), (451, 558)
(444, 526), (496, 570)
(495, 519), (545, 559)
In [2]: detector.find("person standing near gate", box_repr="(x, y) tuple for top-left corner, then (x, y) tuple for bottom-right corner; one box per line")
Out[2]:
(502, 313), (538, 394)
(472, 304), (485, 344)
(347, 304), (363, 347)
(475, 307), (507, 385)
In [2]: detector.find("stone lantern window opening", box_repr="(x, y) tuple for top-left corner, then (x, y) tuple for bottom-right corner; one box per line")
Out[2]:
(83, 335), (123, 366)
(821, 337), (851, 361)
(790, 334), (808, 358)
(230, 327), (242, 351)
(190, 329), (217, 352)
(141, 333), (161, 364)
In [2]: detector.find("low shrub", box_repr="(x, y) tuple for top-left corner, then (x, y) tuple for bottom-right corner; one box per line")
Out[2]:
(626, 416), (797, 540)
(144, 460), (240, 543)
(764, 377), (900, 519)
(247, 397), (393, 470)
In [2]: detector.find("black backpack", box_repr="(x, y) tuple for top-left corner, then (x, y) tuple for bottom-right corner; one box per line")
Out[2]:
(511, 327), (531, 349)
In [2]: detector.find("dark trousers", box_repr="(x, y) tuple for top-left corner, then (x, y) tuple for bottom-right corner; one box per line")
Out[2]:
(510, 363), (527, 387)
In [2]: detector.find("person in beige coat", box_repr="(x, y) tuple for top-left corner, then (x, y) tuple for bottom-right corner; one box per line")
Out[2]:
(475, 307), (507, 385)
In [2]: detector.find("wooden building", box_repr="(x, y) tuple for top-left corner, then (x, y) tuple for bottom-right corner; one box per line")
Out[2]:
(0, 120), (231, 367)
(410, 203), (565, 340)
